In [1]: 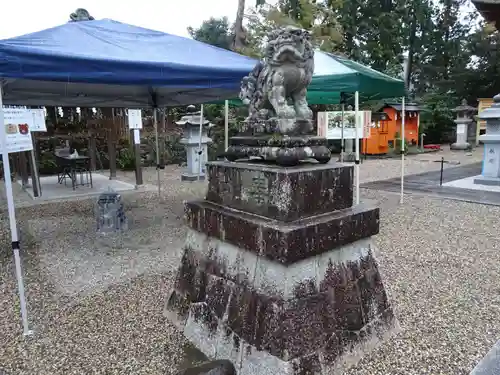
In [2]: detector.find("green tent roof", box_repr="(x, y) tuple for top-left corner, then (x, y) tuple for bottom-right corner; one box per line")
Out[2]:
(212, 50), (405, 106)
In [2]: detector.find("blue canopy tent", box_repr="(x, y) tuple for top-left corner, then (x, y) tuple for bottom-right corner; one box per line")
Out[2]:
(0, 19), (258, 337)
(0, 18), (257, 107)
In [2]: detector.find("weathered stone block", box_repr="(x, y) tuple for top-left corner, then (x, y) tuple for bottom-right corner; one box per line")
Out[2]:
(205, 161), (353, 222)
(185, 200), (379, 265)
(166, 228), (397, 375)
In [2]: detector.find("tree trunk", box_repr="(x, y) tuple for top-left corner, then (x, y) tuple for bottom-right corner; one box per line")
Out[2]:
(232, 0), (246, 51)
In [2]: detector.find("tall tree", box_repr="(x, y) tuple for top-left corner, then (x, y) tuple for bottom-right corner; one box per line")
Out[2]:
(232, 0), (247, 51)
(188, 17), (233, 50)
(243, 0), (342, 57)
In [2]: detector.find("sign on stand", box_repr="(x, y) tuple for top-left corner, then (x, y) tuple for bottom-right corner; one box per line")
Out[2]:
(317, 111), (372, 139)
(1, 108), (34, 153)
(127, 109), (143, 129)
(0, 94), (33, 336)
(29, 109), (47, 132)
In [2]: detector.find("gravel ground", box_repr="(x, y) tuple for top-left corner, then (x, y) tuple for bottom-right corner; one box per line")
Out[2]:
(1, 146), (496, 375)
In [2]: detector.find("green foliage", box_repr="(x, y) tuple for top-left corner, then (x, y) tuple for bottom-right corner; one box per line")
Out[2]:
(38, 152), (58, 174)
(116, 148), (136, 171)
(184, 0), (493, 148)
(145, 134), (186, 166)
(419, 90), (456, 144)
(393, 134), (409, 155)
(187, 17), (233, 50)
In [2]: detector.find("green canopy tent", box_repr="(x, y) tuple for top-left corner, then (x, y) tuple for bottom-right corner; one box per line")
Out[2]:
(213, 50), (405, 106)
(309, 51), (405, 103)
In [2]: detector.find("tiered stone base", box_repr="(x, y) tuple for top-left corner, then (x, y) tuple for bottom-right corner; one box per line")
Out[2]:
(166, 161), (397, 375)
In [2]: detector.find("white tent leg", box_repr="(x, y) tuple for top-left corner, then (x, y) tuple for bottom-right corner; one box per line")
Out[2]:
(354, 91), (360, 205)
(153, 109), (160, 197)
(224, 100), (229, 151)
(400, 97), (406, 204)
(340, 103), (345, 163)
(197, 105), (204, 181)
(0, 84), (32, 337)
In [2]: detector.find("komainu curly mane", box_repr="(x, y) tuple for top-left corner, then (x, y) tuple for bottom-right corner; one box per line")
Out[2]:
(239, 26), (314, 132)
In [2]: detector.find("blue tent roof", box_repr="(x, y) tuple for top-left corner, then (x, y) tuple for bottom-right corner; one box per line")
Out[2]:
(0, 19), (257, 107)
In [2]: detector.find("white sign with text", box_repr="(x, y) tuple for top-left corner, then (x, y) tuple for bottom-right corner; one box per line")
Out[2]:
(128, 109), (143, 129)
(30, 109), (47, 132)
(1, 108), (34, 153)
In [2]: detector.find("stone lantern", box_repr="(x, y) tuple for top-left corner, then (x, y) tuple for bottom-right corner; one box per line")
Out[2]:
(475, 94), (500, 186)
(177, 105), (212, 181)
(450, 99), (476, 150)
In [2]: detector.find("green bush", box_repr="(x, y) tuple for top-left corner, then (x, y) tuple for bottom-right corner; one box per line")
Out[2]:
(393, 132), (409, 155)
(116, 148), (136, 170)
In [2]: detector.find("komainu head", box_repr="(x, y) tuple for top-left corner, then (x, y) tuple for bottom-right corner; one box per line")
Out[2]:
(265, 26), (314, 66)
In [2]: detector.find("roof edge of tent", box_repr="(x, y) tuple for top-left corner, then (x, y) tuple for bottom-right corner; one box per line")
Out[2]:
(0, 46), (251, 76)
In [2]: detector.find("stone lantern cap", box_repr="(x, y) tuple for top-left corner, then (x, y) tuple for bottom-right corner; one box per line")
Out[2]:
(452, 99), (476, 113)
(176, 105), (211, 127)
(479, 94), (500, 120)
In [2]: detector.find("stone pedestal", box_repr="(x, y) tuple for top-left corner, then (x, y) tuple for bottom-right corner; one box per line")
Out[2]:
(178, 111), (212, 181)
(166, 161), (396, 375)
(451, 99), (475, 151)
(450, 121), (471, 150)
(475, 94), (500, 186)
(342, 139), (355, 162)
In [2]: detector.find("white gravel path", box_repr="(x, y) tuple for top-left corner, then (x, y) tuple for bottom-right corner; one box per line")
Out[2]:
(0, 146), (496, 375)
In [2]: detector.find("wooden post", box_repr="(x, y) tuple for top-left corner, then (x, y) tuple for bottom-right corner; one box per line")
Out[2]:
(102, 108), (117, 180)
(29, 134), (41, 197)
(108, 134), (117, 179)
(131, 128), (143, 186)
(89, 131), (97, 171)
(19, 152), (29, 189)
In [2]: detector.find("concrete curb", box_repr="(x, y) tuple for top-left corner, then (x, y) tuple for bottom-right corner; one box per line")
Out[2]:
(471, 340), (500, 375)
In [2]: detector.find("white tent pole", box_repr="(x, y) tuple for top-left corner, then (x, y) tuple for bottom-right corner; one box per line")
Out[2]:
(0, 84), (32, 337)
(400, 97), (406, 204)
(224, 100), (229, 151)
(354, 91), (360, 205)
(197, 104), (204, 181)
(153, 109), (160, 197)
(340, 103), (345, 163)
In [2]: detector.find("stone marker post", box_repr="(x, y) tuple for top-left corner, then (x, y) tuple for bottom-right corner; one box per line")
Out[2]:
(451, 99), (476, 151)
(166, 26), (396, 375)
(475, 94), (500, 186)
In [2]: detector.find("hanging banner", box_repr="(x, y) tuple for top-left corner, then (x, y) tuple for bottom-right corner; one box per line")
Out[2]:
(317, 111), (371, 139)
(128, 109), (143, 129)
(1, 108), (34, 153)
(30, 109), (47, 132)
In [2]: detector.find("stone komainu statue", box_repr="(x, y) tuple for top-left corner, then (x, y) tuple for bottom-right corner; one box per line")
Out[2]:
(69, 8), (95, 22)
(239, 26), (315, 133)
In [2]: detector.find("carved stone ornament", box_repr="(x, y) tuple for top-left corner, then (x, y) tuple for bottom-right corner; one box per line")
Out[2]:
(239, 26), (315, 134)
(69, 8), (95, 22)
(225, 26), (331, 166)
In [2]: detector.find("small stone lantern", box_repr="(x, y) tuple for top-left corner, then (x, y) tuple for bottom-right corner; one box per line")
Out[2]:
(450, 99), (476, 150)
(177, 105), (213, 181)
(475, 94), (500, 186)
